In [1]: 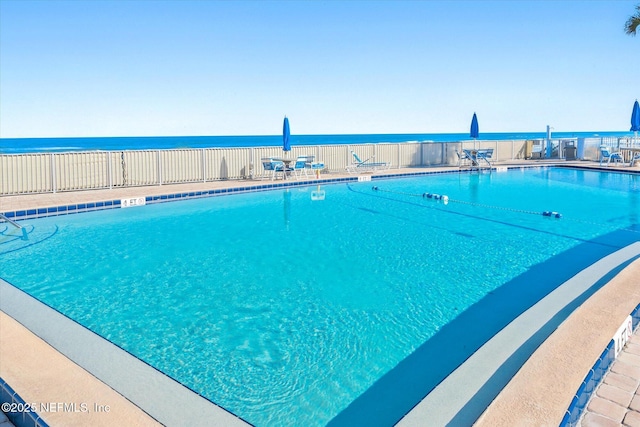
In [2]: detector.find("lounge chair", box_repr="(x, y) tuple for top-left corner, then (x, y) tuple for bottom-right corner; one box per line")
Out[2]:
(599, 146), (623, 166)
(346, 151), (390, 174)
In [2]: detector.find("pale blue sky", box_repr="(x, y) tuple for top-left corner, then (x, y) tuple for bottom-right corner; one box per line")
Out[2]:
(1, 0), (638, 138)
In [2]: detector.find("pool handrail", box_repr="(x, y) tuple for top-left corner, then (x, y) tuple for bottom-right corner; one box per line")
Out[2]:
(0, 213), (22, 229)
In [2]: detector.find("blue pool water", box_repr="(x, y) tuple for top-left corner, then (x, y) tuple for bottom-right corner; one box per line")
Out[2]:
(1, 167), (639, 425)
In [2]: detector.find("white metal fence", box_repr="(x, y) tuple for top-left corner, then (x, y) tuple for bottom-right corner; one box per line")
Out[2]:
(0, 138), (622, 196)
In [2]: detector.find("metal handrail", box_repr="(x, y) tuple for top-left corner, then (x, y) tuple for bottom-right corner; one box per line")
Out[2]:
(0, 214), (22, 229)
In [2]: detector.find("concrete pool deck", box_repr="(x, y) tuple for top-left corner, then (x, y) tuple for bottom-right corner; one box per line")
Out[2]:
(1, 160), (638, 213)
(0, 311), (162, 427)
(1, 160), (640, 426)
(475, 257), (640, 427)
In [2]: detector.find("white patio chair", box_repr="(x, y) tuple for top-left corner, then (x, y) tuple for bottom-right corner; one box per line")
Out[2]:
(261, 158), (276, 180)
(456, 149), (472, 167)
(476, 148), (494, 167)
(292, 155), (312, 179)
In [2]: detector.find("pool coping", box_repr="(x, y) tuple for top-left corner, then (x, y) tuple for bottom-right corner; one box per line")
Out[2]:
(0, 279), (250, 427)
(4, 162), (636, 222)
(397, 243), (640, 426)
(475, 259), (640, 427)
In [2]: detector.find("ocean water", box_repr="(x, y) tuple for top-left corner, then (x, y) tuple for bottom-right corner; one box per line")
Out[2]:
(1, 168), (639, 426)
(0, 131), (631, 154)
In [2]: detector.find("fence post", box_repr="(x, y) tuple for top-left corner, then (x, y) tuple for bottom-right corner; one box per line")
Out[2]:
(158, 150), (162, 186)
(108, 151), (113, 189)
(249, 148), (254, 179)
(50, 153), (57, 193)
(202, 148), (206, 182)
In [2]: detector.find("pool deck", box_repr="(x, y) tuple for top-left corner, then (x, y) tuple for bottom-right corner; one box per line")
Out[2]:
(1, 159), (640, 426)
(474, 257), (640, 427)
(1, 159), (638, 213)
(580, 327), (640, 427)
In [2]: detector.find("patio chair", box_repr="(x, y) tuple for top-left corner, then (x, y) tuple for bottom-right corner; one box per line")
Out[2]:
(292, 155), (313, 179)
(271, 159), (293, 180)
(261, 158), (276, 180)
(261, 158), (292, 180)
(346, 151), (390, 174)
(476, 148), (494, 167)
(456, 149), (472, 167)
(599, 146), (623, 166)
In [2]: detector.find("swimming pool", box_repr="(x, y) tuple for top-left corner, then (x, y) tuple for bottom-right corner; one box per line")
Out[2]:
(1, 167), (639, 426)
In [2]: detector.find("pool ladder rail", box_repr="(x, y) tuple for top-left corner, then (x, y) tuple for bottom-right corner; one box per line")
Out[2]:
(0, 213), (28, 240)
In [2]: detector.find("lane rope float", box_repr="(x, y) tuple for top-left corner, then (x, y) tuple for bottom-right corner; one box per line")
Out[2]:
(371, 185), (562, 219)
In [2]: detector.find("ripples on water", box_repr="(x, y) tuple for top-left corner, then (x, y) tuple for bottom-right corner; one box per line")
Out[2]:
(1, 168), (638, 426)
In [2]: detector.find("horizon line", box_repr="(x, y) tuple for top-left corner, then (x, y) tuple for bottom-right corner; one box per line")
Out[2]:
(0, 129), (633, 140)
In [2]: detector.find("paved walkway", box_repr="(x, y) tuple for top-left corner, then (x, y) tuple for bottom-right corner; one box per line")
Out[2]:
(473, 257), (640, 427)
(580, 327), (640, 427)
(1, 161), (638, 213)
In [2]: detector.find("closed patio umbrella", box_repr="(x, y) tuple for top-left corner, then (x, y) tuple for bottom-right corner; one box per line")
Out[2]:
(470, 113), (479, 149)
(631, 100), (640, 144)
(283, 116), (291, 153)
